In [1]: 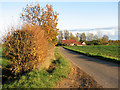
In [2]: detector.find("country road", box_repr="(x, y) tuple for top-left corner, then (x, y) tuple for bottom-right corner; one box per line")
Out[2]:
(59, 47), (119, 88)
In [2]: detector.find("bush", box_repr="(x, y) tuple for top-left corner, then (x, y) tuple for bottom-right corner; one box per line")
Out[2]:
(2, 24), (49, 75)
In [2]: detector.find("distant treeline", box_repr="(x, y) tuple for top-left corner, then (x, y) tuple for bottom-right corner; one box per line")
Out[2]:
(86, 40), (120, 45)
(108, 40), (120, 45)
(57, 30), (119, 45)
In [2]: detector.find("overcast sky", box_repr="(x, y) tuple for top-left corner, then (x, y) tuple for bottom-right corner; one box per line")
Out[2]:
(0, 1), (118, 40)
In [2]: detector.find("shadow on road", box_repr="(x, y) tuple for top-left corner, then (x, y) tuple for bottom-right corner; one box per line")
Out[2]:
(63, 48), (119, 67)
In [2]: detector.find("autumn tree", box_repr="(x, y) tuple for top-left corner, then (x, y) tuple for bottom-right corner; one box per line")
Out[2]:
(102, 35), (109, 42)
(75, 33), (79, 42)
(69, 32), (76, 40)
(64, 30), (69, 40)
(21, 3), (59, 45)
(2, 3), (59, 75)
(80, 33), (86, 41)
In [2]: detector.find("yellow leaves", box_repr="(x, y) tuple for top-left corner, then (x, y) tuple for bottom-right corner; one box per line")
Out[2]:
(27, 9), (29, 12)
(50, 5), (53, 10)
(8, 43), (10, 46)
(33, 53), (36, 56)
(21, 3), (59, 45)
(34, 11), (37, 15)
(46, 4), (49, 8)
(26, 15), (29, 18)
(37, 4), (40, 8)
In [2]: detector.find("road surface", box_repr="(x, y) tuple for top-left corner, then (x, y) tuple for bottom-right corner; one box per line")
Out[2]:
(59, 47), (119, 88)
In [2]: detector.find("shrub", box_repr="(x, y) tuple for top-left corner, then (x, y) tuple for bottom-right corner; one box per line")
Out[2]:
(2, 24), (49, 75)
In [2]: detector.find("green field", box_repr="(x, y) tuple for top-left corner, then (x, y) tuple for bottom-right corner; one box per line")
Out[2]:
(64, 45), (119, 63)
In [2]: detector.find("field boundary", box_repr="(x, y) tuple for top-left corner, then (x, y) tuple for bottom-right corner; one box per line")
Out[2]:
(63, 46), (120, 64)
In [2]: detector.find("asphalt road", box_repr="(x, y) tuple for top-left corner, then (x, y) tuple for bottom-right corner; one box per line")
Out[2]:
(59, 47), (119, 88)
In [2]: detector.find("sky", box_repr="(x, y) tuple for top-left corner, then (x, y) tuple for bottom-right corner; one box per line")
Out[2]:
(0, 1), (118, 40)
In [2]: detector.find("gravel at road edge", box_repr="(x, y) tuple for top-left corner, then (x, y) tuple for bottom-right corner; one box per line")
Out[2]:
(56, 57), (103, 88)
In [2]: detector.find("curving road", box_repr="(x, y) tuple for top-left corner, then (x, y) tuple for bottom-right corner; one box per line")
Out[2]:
(59, 47), (119, 88)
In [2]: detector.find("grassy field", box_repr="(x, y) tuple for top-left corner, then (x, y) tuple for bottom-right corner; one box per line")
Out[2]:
(63, 45), (119, 63)
(2, 47), (71, 88)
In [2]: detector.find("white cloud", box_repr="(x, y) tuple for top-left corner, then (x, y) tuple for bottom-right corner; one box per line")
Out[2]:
(88, 31), (97, 35)
(68, 27), (118, 40)
(102, 30), (115, 35)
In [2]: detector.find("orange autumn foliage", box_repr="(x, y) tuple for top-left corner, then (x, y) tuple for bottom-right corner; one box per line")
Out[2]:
(2, 3), (59, 75)
(3, 24), (50, 75)
(21, 4), (59, 45)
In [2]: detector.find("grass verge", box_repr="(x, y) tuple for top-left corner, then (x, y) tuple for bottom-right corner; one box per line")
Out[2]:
(63, 46), (120, 64)
(2, 47), (71, 88)
(0, 47), (10, 67)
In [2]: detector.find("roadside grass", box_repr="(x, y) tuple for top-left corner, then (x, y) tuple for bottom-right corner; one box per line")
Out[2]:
(0, 58), (10, 67)
(2, 47), (71, 88)
(63, 45), (119, 64)
(0, 46), (2, 65)
(0, 46), (10, 67)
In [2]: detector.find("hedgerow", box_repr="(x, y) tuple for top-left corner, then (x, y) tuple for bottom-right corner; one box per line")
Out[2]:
(2, 3), (59, 76)
(2, 24), (49, 75)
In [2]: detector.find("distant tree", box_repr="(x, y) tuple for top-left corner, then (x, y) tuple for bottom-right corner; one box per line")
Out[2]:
(69, 32), (76, 40)
(96, 35), (109, 45)
(80, 33), (86, 41)
(0, 42), (1, 46)
(75, 33), (79, 42)
(93, 34), (99, 40)
(102, 35), (109, 42)
(97, 31), (102, 40)
(87, 33), (94, 41)
(57, 31), (63, 44)
(64, 30), (69, 40)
